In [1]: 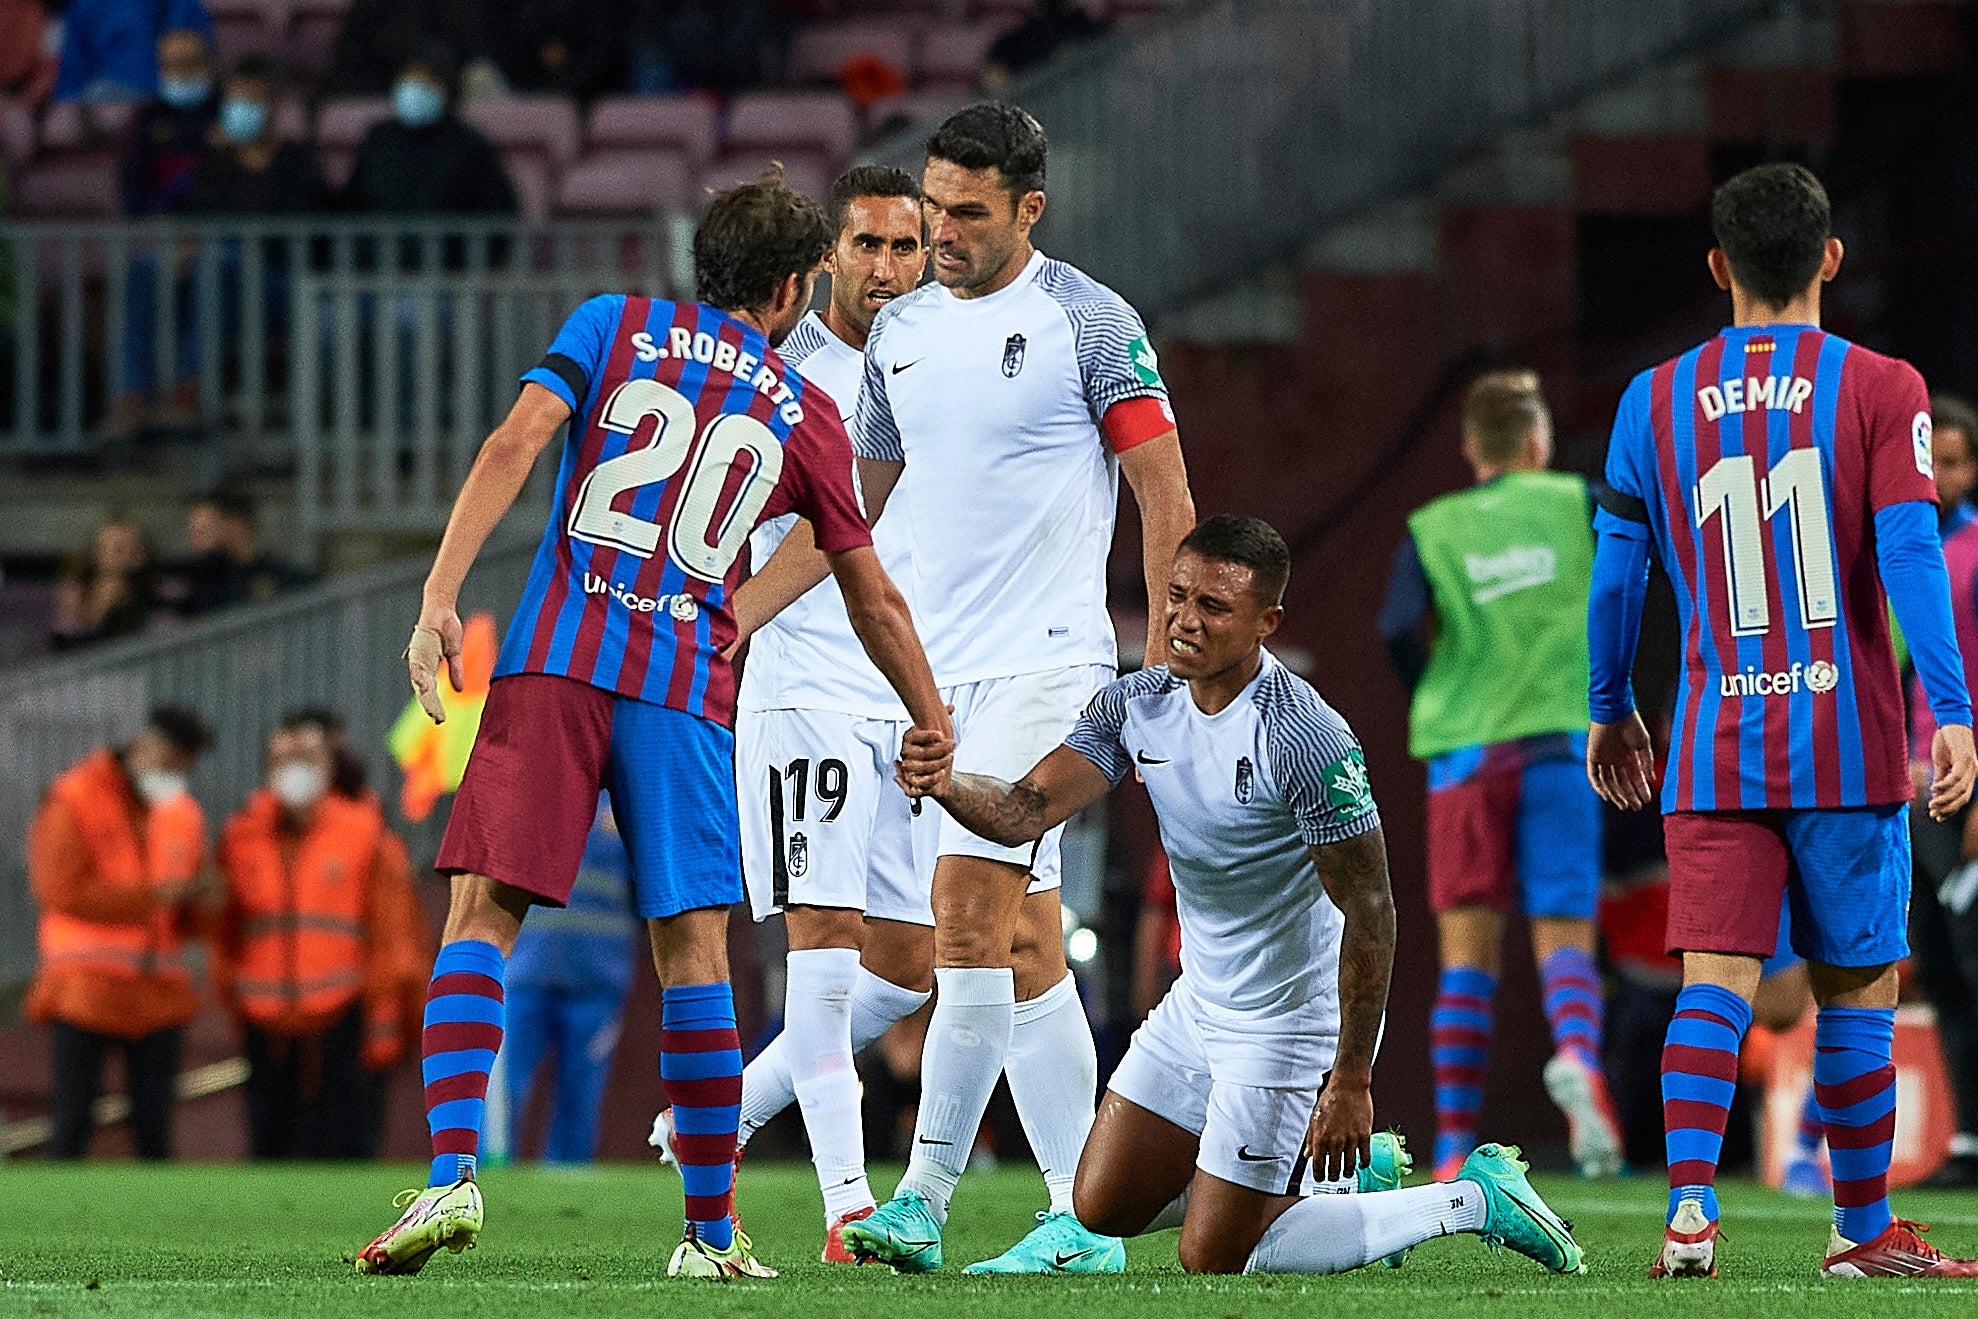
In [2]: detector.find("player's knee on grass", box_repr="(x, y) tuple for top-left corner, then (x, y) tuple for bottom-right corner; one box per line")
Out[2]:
(1177, 1219), (1261, 1275)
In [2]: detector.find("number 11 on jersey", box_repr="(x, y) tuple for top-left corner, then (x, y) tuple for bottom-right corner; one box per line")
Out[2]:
(1694, 448), (1839, 637)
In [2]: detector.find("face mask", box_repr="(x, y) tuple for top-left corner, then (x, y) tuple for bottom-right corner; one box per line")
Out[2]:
(135, 769), (190, 804)
(270, 761), (328, 810)
(159, 75), (211, 110)
(219, 97), (268, 144)
(392, 78), (445, 129)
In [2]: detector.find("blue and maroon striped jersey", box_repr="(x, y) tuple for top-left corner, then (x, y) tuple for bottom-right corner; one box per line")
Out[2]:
(493, 294), (872, 726)
(1598, 325), (1939, 810)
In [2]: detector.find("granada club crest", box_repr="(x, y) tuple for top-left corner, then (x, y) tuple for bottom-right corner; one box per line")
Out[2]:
(1002, 333), (1026, 378)
(1234, 756), (1254, 804)
(788, 831), (809, 878)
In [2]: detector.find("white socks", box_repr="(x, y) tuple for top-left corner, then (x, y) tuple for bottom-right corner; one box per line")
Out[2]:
(898, 966), (1015, 1222)
(777, 948), (871, 1223)
(1005, 972), (1099, 1213)
(736, 965), (931, 1148)
(1245, 1180), (1487, 1275)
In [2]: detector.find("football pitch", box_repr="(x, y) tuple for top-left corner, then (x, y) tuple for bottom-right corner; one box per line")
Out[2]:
(4, 1161), (1978, 1317)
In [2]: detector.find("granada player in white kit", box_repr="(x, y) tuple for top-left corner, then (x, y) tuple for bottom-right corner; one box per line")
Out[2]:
(901, 516), (1588, 1279)
(740, 102), (1198, 1273)
(652, 166), (943, 1261)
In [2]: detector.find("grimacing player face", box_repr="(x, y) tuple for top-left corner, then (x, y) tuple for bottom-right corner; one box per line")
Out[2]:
(829, 195), (925, 336)
(1163, 551), (1283, 681)
(920, 158), (1043, 294)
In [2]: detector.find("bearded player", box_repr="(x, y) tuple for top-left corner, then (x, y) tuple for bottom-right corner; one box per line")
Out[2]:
(1587, 162), (1978, 1279)
(739, 102), (1197, 1274)
(901, 515), (1587, 1279)
(360, 172), (953, 1281)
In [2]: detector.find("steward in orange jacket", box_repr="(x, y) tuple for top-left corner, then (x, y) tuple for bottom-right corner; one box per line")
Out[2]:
(27, 708), (216, 1160)
(214, 712), (430, 1159)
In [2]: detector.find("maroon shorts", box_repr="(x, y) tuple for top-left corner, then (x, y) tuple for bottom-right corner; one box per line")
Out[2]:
(436, 673), (614, 907)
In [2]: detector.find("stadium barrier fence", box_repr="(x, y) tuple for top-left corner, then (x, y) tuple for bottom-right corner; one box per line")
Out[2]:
(0, 534), (540, 994)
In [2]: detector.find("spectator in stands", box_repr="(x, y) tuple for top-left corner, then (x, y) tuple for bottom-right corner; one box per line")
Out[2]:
(103, 25), (219, 441)
(484, 0), (619, 103)
(0, 0), (57, 108)
(497, 798), (638, 1165)
(628, 0), (782, 96)
(186, 55), (328, 218)
(326, 0), (494, 100)
(27, 707), (215, 1160)
(980, 0), (1108, 91)
(54, 0), (211, 104)
(213, 710), (429, 1159)
(160, 485), (314, 618)
(341, 48), (518, 221)
(52, 518), (161, 650)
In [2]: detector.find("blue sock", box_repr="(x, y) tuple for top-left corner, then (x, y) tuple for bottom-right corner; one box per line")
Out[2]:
(1430, 966), (1497, 1172)
(422, 940), (506, 1188)
(1661, 982), (1751, 1225)
(1815, 1006), (1897, 1244)
(662, 982), (742, 1251)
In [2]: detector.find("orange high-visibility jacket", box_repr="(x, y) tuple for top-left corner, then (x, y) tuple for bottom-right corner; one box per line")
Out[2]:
(27, 749), (208, 1038)
(214, 790), (430, 1064)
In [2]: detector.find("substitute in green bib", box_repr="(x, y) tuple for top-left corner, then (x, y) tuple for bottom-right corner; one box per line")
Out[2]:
(1379, 369), (1621, 1183)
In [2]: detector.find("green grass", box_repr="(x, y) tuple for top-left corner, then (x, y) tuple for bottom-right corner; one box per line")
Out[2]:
(3, 1161), (1978, 1316)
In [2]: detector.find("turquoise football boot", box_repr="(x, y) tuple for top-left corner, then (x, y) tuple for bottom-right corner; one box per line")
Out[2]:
(962, 1210), (1126, 1275)
(1457, 1142), (1587, 1275)
(839, 1191), (944, 1273)
(1357, 1130), (1414, 1268)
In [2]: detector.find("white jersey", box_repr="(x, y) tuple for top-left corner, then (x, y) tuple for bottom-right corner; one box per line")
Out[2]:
(1065, 651), (1381, 1016)
(739, 312), (911, 718)
(852, 249), (1172, 687)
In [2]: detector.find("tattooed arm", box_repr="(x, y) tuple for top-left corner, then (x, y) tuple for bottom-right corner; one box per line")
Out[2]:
(1302, 824), (1398, 1180)
(905, 739), (1115, 846)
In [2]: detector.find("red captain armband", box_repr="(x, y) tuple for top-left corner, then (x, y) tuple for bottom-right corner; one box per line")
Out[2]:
(1101, 396), (1176, 452)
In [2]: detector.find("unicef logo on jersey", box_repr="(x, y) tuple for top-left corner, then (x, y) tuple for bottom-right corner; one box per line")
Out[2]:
(1720, 659), (1839, 698)
(669, 595), (700, 622)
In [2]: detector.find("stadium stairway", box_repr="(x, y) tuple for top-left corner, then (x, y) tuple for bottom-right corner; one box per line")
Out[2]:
(1141, 0), (1972, 1164)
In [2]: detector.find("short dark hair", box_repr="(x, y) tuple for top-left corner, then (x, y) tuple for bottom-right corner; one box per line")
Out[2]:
(826, 165), (921, 237)
(147, 706), (213, 757)
(1934, 393), (1978, 452)
(694, 167), (832, 314)
(925, 102), (1047, 197)
(276, 707), (368, 796)
(1710, 163), (1831, 308)
(1178, 514), (1291, 607)
(194, 484), (257, 527)
(229, 53), (278, 86)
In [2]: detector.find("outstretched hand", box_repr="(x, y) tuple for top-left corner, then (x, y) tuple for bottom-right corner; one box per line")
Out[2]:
(406, 605), (465, 723)
(1587, 713), (1656, 811)
(1304, 1075), (1373, 1184)
(896, 724), (954, 800)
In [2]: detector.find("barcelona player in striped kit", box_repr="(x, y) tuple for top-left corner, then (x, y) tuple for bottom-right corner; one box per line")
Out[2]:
(1587, 163), (1978, 1279)
(360, 173), (954, 1281)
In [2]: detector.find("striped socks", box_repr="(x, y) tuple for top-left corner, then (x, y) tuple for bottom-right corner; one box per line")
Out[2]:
(1430, 966), (1497, 1174)
(1661, 982), (1751, 1225)
(422, 939), (506, 1188)
(1539, 947), (1604, 1067)
(662, 982), (744, 1250)
(1814, 1006), (1897, 1244)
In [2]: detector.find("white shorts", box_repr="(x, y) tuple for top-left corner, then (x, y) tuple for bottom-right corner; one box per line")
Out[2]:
(738, 707), (937, 926)
(1107, 975), (1341, 1195)
(940, 664), (1112, 894)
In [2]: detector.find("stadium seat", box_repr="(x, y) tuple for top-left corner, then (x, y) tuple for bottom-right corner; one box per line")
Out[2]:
(787, 21), (920, 86)
(314, 96), (392, 189)
(463, 96), (582, 167)
(724, 92), (858, 161)
(275, 98), (309, 141)
(207, 0), (284, 62)
(585, 96), (720, 167)
(867, 89), (969, 132)
(1, 103), (34, 166)
(503, 150), (554, 223)
(11, 156), (120, 218)
(284, 0), (346, 78)
(698, 151), (832, 207)
(556, 148), (696, 217)
(37, 101), (134, 152)
(918, 22), (1000, 92)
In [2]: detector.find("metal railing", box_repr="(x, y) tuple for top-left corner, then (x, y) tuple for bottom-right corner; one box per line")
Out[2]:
(0, 533), (541, 992)
(0, 215), (692, 484)
(870, 0), (1783, 319)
